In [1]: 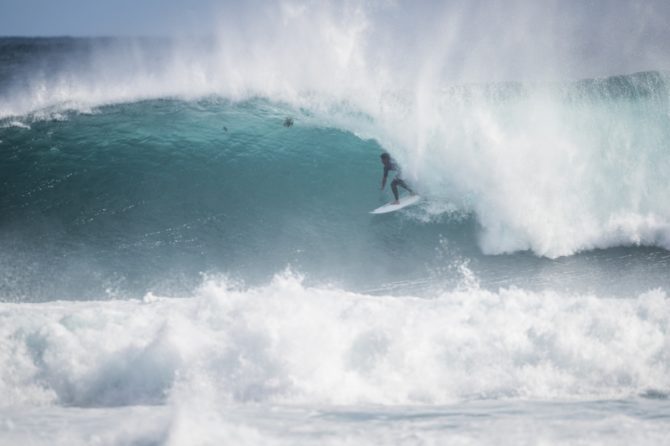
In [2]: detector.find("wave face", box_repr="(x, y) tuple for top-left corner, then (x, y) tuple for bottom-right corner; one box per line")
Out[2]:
(2, 95), (453, 300)
(3, 91), (670, 300)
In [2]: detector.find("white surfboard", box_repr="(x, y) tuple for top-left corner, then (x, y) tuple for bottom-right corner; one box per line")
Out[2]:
(370, 195), (421, 214)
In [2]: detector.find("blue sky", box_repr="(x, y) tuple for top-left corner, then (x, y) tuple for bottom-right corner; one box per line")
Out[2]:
(2, 0), (668, 42)
(0, 0), (224, 36)
(2, 0), (669, 43)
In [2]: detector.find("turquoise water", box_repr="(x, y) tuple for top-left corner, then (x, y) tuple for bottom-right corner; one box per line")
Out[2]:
(3, 93), (670, 300)
(1, 98), (460, 299)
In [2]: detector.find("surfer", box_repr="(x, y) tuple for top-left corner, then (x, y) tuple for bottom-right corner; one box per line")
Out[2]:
(380, 152), (414, 204)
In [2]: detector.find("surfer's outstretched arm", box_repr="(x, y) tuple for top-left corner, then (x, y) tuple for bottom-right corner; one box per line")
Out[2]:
(381, 167), (389, 190)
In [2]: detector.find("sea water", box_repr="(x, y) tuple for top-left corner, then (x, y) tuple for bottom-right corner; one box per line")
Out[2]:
(1, 6), (670, 445)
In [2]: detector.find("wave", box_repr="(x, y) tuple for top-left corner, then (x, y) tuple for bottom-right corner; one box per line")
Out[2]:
(2, 31), (670, 301)
(2, 272), (668, 409)
(3, 90), (670, 301)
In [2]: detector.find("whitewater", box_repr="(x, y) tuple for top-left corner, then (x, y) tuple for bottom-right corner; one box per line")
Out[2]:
(2, 1), (670, 444)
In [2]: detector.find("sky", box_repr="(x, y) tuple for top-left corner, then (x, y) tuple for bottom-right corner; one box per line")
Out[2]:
(0, 0), (224, 36)
(1, 0), (669, 41)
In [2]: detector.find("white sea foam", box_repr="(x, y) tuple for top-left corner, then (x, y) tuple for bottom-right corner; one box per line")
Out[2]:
(1, 272), (669, 444)
(1, 272), (668, 410)
(1, 120), (31, 129)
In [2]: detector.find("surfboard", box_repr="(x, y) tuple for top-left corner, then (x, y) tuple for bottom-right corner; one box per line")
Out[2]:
(370, 195), (420, 214)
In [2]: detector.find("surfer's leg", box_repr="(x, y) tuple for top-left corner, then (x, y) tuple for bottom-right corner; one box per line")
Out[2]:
(397, 179), (414, 195)
(391, 179), (400, 202)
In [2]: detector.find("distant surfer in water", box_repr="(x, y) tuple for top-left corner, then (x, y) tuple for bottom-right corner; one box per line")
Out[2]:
(380, 152), (414, 204)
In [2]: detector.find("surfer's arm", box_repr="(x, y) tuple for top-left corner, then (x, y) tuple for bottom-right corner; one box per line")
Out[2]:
(381, 168), (389, 189)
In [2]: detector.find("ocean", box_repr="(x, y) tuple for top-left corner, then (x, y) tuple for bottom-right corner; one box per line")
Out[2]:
(1, 31), (670, 445)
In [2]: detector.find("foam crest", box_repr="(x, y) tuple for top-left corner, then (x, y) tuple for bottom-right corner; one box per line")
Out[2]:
(1, 273), (668, 409)
(368, 75), (670, 258)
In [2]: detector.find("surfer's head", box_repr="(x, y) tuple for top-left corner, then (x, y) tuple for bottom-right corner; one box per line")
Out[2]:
(380, 153), (391, 165)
